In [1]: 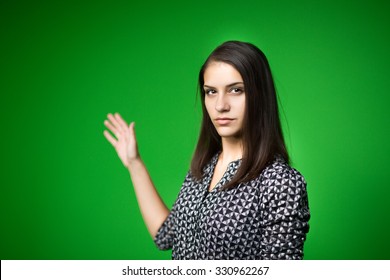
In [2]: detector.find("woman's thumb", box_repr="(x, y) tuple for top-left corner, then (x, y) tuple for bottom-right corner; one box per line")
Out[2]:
(129, 122), (136, 136)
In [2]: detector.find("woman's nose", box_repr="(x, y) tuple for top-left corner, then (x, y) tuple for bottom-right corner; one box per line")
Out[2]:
(215, 93), (230, 112)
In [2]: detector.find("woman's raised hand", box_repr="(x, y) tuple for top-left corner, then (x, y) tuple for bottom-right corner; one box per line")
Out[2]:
(103, 113), (139, 168)
(104, 113), (169, 237)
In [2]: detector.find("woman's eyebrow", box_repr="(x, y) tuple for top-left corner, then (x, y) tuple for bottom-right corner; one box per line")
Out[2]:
(203, 82), (244, 88)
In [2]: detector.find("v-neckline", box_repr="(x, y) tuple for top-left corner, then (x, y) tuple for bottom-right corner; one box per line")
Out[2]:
(205, 153), (242, 193)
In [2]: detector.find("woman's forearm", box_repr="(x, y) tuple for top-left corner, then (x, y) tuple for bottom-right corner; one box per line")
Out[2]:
(127, 158), (169, 238)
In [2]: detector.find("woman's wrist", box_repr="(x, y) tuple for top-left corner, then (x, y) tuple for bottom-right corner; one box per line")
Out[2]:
(127, 156), (143, 170)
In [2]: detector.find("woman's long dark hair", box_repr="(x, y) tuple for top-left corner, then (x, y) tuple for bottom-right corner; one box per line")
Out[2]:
(190, 41), (289, 190)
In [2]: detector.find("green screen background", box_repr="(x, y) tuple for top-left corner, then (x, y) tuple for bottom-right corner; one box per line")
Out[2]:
(1, 0), (389, 260)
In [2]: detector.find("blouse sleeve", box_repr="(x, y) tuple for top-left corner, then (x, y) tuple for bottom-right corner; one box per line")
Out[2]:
(258, 164), (310, 259)
(154, 208), (175, 250)
(153, 171), (192, 250)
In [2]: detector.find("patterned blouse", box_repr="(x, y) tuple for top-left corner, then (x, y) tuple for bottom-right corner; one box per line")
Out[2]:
(154, 154), (310, 259)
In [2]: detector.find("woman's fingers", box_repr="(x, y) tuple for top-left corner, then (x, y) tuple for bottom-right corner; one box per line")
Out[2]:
(103, 130), (117, 147)
(107, 113), (123, 133)
(114, 113), (129, 131)
(104, 119), (121, 139)
(104, 113), (137, 143)
(104, 113), (139, 166)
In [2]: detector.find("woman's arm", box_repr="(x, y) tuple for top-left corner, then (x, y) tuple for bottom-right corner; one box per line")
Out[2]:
(103, 113), (169, 238)
(259, 163), (310, 259)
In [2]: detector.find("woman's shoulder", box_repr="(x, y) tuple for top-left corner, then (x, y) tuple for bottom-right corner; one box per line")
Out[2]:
(257, 156), (307, 191)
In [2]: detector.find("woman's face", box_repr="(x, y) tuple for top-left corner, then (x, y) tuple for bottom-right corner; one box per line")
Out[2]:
(203, 61), (246, 140)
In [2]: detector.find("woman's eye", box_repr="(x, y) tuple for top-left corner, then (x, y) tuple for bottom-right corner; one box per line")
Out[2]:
(230, 88), (243, 94)
(205, 89), (216, 95)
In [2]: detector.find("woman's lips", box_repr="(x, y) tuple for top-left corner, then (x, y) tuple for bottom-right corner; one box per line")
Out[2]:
(215, 118), (234, 125)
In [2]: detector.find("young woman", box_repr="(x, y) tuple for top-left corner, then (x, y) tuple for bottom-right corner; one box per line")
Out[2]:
(103, 41), (310, 260)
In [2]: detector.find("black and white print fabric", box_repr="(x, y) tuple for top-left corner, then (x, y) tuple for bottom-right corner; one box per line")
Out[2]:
(154, 154), (310, 259)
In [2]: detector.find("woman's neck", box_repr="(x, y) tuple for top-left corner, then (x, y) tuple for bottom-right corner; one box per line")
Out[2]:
(219, 137), (243, 165)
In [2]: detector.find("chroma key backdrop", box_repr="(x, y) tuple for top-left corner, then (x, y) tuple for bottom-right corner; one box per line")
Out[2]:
(1, 0), (389, 259)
